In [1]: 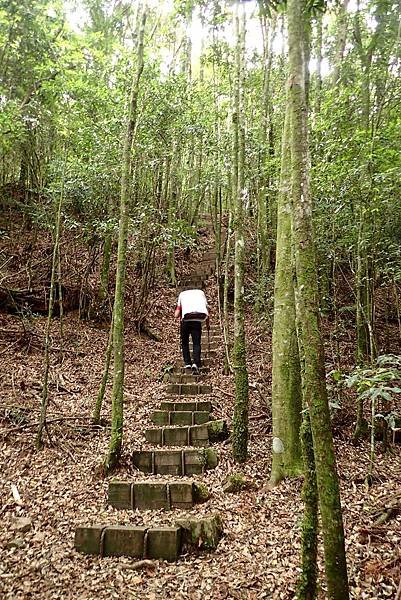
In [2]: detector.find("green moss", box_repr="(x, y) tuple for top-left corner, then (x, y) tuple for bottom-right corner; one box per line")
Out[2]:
(193, 482), (210, 503)
(223, 472), (256, 494)
(297, 413), (318, 600)
(200, 447), (219, 469)
(207, 419), (229, 442)
(176, 514), (223, 550)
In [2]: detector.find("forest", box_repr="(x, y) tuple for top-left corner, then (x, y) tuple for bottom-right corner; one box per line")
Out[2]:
(0, 0), (400, 598)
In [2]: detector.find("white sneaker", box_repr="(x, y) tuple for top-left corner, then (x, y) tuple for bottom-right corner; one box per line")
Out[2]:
(191, 363), (199, 375)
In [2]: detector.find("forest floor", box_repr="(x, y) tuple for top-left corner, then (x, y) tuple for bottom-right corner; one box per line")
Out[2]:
(0, 219), (400, 600)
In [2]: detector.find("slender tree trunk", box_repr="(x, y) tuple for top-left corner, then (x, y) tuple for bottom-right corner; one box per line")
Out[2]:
(222, 211), (233, 375)
(314, 14), (323, 115)
(104, 5), (147, 473)
(36, 150), (65, 449)
(99, 231), (113, 302)
(92, 323), (113, 425)
(332, 0), (350, 86)
(269, 103), (302, 485)
(256, 14), (276, 308)
(232, 4), (249, 463)
(287, 1), (349, 597)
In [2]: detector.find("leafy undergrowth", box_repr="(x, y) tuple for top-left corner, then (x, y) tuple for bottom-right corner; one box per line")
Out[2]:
(0, 264), (401, 599)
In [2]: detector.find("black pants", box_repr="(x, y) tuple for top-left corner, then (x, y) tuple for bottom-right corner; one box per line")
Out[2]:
(181, 320), (202, 367)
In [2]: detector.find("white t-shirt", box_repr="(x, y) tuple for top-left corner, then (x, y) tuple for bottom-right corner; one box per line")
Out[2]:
(177, 289), (209, 320)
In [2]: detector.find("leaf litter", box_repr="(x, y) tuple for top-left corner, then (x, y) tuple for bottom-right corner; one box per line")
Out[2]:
(0, 250), (400, 599)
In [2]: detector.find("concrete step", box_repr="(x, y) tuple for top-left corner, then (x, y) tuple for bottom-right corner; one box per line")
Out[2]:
(108, 479), (204, 511)
(144, 423), (209, 447)
(176, 366), (210, 375)
(195, 267), (214, 276)
(75, 525), (181, 561)
(165, 383), (212, 395)
(179, 274), (205, 284)
(75, 514), (223, 560)
(132, 447), (218, 476)
(145, 420), (228, 448)
(160, 400), (212, 412)
(166, 374), (208, 384)
(202, 342), (220, 350)
(199, 358), (213, 367)
(151, 410), (211, 426)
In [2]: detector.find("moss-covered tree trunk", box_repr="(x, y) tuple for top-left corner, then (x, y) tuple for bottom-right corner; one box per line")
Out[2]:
(269, 102), (302, 486)
(232, 3), (249, 463)
(222, 210), (233, 375)
(256, 14), (276, 311)
(104, 5), (147, 473)
(287, 1), (349, 597)
(297, 411), (318, 600)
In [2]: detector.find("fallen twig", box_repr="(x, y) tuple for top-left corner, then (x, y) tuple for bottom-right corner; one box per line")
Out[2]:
(249, 413), (270, 421)
(122, 559), (157, 571)
(395, 576), (401, 600)
(213, 386), (234, 399)
(0, 415), (104, 436)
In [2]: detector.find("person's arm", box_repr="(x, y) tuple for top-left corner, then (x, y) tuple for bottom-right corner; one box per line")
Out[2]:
(175, 293), (182, 319)
(204, 292), (210, 329)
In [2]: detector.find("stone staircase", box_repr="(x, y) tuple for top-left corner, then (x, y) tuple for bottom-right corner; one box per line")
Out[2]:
(75, 218), (227, 563)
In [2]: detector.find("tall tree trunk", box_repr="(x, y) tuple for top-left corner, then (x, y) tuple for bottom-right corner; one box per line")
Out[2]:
(287, 1), (349, 597)
(269, 102), (302, 485)
(256, 14), (276, 309)
(313, 13), (323, 115)
(99, 199), (114, 303)
(232, 3), (249, 463)
(104, 5), (147, 473)
(92, 322), (113, 425)
(297, 412), (318, 600)
(332, 0), (350, 86)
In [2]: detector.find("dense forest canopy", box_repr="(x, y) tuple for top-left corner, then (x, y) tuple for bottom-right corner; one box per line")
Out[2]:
(1, 0), (400, 302)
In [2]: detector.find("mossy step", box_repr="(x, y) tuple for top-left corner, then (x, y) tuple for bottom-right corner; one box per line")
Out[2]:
(166, 374), (208, 384)
(145, 420), (228, 448)
(132, 447), (218, 476)
(179, 276), (206, 284)
(176, 514), (223, 551)
(75, 525), (181, 561)
(165, 383), (212, 395)
(160, 400), (212, 412)
(144, 423), (209, 447)
(151, 410), (211, 426)
(193, 267), (214, 276)
(108, 480), (206, 511)
(200, 358), (213, 367)
(202, 342), (220, 350)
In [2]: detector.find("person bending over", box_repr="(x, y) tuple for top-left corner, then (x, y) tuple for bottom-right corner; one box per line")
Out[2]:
(174, 287), (210, 374)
